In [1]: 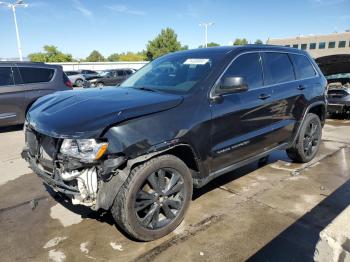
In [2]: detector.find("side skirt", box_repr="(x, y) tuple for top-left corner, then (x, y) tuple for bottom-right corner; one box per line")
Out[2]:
(193, 142), (289, 188)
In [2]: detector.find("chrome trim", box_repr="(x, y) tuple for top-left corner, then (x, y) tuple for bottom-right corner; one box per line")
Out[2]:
(0, 113), (17, 120)
(209, 50), (320, 100)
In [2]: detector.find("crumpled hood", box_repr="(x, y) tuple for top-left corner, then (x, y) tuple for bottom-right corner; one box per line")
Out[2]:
(27, 87), (183, 138)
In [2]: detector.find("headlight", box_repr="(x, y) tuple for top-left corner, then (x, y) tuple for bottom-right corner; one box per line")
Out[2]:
(60, 139), (108, 163)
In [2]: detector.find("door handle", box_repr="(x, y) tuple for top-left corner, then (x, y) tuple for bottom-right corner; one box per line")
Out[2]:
(258, 94), (271, 100)
(297, 85), (306, 90)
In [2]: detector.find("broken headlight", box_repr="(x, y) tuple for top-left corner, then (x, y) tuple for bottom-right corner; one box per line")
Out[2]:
(60, 139), (108, 163)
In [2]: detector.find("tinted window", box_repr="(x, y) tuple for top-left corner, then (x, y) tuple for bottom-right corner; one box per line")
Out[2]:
(223, 53), (263, 89)
(261, 52), (295, 85)
(328, 41), (336, 48)
(338, 41), (346, 48)
(301, 44), (307, 50)
(310, 43), (316, 49)
(19, 67), (55, 84)
(319, 42), (326, 49)
(290, 54), (316, 79)
(117, 70), (124, 76)
(292, 44), (299, 49)
(0, 67), (14, 86)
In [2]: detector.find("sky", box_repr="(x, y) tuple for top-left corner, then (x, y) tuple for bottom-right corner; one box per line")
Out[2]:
(0, 0), (349, 59)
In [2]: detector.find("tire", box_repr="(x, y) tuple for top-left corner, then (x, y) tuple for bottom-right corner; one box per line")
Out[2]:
(75, 79), (84, 87)
(96, 82), (104, 87)
(111, 155), (193, 241)
(286, 113), (322, 163)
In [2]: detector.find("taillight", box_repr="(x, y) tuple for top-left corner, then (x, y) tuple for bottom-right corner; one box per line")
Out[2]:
(65, 80), (73, 88)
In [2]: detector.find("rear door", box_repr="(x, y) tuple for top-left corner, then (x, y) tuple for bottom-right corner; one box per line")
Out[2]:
(16, 66), (56, 113)
(210, 52), (276, 172)
(260, 52), (303, 145)
(0, 65), (25, 126)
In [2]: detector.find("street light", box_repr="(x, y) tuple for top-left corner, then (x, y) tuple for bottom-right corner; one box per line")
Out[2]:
(0, 0), (28, 61)
(199, 22), (214, 48)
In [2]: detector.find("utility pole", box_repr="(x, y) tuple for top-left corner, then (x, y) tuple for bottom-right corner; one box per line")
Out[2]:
(199, 22), (214, 47)
(0, 1), (28, 61)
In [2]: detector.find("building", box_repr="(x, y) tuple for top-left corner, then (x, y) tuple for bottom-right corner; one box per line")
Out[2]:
(267, 31), (350, 58)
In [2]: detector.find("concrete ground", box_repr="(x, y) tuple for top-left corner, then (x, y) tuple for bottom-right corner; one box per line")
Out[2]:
(0, 119), (350, 262)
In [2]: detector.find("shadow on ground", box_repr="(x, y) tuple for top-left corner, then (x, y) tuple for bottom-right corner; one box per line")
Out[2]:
(0, 125), (23, 133)
(247, 179), (350, 262)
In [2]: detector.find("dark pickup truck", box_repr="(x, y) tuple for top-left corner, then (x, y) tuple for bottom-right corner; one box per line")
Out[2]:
(22, 45), (327, 241)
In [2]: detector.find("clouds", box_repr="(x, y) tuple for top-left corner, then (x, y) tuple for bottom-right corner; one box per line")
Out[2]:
(72, 0), (92, 17)
(106, 4), (146, 16)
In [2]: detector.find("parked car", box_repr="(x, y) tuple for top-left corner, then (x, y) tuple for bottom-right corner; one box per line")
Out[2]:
(77, 69), (99, 79)
(0, 62), (72, 127)
(326, 74), (350, 117)
(88, 69), (133, 87)
(64, 71), (90, 87)
(22, 46), (327, 241)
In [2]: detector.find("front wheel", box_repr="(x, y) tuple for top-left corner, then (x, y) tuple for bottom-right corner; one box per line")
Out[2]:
(286, 113), (322, 163)
(111, 155), (193, 241)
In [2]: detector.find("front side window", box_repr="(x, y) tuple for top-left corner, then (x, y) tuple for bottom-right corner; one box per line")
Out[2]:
(222, 53), (263, 90)
(120, 52), (224, 94)
(0, 67), (14, 86)
(338, 41), (346, 48)
(261, 52), (295, 85)
(18, 67), (54, 84)
(310, 43), (316, 49)
(290, 54), (316, 79)
(319, 42), (326, 49)
(328, 41), (336, 48)
(117, 70), (124, 76)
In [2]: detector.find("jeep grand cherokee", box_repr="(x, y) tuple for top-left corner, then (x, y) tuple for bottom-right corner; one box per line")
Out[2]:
(22, 45), (327, 241)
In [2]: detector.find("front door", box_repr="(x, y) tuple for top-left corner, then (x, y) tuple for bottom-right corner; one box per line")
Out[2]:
(210, 52), (276, 173)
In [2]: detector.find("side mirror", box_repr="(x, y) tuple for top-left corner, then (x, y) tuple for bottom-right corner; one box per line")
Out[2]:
(217, 76), (249, 95)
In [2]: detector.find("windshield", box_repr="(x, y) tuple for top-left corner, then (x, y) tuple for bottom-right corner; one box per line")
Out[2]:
(120, 52), (224, 94)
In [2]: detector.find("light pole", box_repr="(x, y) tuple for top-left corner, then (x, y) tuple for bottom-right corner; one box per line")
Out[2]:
(0, 0), (28, 61)
(199, 22), (214, 48)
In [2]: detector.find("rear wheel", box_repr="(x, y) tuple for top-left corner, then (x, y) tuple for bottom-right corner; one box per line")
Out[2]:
(286, 113), (322, 163)
(111, 155), (192, 241)
(96, 82), (104, 87)
(75, 79), (84, 87)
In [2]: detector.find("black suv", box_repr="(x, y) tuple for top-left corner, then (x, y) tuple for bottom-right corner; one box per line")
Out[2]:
(22, 46), (327, 241)
(0, 62), (72, 127)
(88, 69), (133, 87)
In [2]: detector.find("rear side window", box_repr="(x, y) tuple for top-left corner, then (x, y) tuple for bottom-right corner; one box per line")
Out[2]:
(224, 53), (263, 89)
(18, 67), (55, 84)
(0, 67), (14, 86)
(261, 52), (295, 85)
(290, 54), (316, 79)
(117, 70), (124, 76)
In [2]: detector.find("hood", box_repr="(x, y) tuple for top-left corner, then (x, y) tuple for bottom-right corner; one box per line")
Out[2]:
(27, 87), (183, 138)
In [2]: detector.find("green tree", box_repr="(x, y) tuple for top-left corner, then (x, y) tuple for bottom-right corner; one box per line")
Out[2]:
(86, 50), (105, 62)
(254, 39), (263, 45)
(199, 42), (220, 48)
(146, 28), (185, 60)
(233, 38), (249, 45)
(28, 45), (73, 62)
(118, 52), (146, 61)
(107, 53), (120, 61)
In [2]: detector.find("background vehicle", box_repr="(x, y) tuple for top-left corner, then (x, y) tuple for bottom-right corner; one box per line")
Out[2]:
(326, 74), (350, 117)
(23, 46), (327, 241)
(0, 62), (72, 127)
(77, 69), (99, 79)
(88, 69), (133, 87)
(64, 70), (90, 87)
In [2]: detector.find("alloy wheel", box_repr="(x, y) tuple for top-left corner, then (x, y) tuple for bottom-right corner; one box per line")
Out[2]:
(303, 121), (320, 157)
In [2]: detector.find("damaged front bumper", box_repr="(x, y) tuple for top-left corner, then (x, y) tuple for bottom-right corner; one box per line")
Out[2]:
(21, 127), (127, 211)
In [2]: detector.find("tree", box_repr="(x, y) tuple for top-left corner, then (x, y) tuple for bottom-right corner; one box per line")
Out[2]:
(146, 28), (185, 60)
(28, 45), (73, 62)
(86, 50), (105, 62)
(254, 39), (263, 45)
(233, 38), (248, 45)
(199, 42), (220, 48)
(107, 53), (120, 61)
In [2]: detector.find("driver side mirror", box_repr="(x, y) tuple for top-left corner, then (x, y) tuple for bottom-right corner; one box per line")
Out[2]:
(217, 76), (249, 95)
